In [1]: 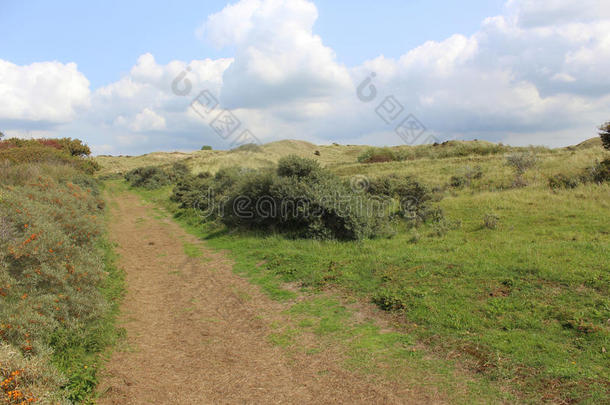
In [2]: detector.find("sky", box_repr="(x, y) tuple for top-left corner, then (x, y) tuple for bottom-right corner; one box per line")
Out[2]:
(0, 0), (609, 154)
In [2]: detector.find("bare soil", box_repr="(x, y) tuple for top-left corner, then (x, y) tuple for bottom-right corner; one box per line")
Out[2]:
(97, 190), (439, 404)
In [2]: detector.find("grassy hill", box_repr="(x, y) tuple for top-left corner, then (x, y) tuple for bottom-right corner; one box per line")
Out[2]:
(97, 137), (609, 403)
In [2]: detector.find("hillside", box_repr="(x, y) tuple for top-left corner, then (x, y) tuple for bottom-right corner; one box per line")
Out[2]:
(96, 137), (605, 176)
(104, 135), (609, 403)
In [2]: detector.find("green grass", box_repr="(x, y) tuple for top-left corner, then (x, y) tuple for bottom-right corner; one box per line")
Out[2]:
(107, 140), (610, 403)
(183, 241), (204, 258)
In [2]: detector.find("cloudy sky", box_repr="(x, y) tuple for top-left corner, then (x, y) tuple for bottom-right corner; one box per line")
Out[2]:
(1, 0), (609, 155)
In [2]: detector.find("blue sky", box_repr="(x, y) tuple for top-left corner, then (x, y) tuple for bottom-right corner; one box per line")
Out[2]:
(1, 0), (505, 89)
(1, 0), (608, 154)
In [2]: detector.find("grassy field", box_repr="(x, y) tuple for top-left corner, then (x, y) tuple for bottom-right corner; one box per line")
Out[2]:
(100, 137), (609, 403)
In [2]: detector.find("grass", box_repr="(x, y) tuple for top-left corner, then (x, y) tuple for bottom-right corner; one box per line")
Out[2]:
(102, 138), (610, 403)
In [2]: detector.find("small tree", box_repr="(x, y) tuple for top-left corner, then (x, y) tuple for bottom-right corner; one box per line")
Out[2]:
(599, 121), (610, 150)
(0, 131), (4, 140)
(201, 145), (212, 151)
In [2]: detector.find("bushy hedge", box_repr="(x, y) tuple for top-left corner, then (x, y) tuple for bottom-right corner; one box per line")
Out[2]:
(365, 174), (439, 222)
(0, 137), (91, 157)
(0, 156), (114, 402)
(0, 146), (99, 175)
(357, 147), (397, 163)
(169, 156), (439, 240)
(124, 162), (189, 189)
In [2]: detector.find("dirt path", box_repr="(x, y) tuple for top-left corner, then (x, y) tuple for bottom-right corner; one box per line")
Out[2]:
(97, 189), (434, 404)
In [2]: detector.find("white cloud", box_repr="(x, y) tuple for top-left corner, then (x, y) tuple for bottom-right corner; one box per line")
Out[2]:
(115, 108), (167, 132)
(200, 0), (351, 109)
(0, 59), (90, 124)
(5, 0), (610, 153)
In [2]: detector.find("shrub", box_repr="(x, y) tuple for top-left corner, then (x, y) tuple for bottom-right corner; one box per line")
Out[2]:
(483, 213), (500, 229)
(0, 159), (116, 402)
(506, 152), (537, 187)
(582, 159), (610, 183)
(506, 152), (537, 175)
(0, 137), (91, 157)
(201, 145), (213, 151)
(125, 166), (170, 189)
(224, 165), (385, 240)
(172, 157), (390, 240)
(0, 146), (99, 174)
(599, 121), (610, 150)
(357, 147), (397, 163)
(449, 166), (483, 188)
(124, 162), (188, 190)
(548, 174), (580, 190)
(277, 155), (323, 179)
(366, 174), (436, 222)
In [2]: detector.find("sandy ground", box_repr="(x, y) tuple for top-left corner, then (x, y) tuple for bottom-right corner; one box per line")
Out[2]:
(97, 190), (435, 404)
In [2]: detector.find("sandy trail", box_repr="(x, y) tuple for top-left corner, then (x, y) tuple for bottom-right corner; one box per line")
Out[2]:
(97, 190), (432, 404)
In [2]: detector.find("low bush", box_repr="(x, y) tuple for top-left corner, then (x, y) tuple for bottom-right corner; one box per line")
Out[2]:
(483, 213), (500, 229)
(125, 162), (189, 189)
(171, 156), (397, 240)
(366, 174), (437, 222)
(449, 166), (483, 188)
(0, 137), (91, 157)
(599, 121), (610, 150)
(357, 147), (397, 163)
(223, 156), (386, 240)
(548, 173), (580, 189)
(201, 145), (213, 151)
(0, 139), (121, 402)
(0, 146), (99, 175)
(583, 159), (610, 183)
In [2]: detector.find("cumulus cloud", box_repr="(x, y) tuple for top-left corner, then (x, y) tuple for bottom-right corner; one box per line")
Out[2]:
(4, 0), (610, 153)
(0, 60), (90, 125)
(200, 0), (351, 109)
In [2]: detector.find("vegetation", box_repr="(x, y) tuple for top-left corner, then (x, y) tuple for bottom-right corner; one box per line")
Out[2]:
(0, 140), (123, 402)
(124, 162), (189, 189)
(599, 121), (610, 150)
(170, 155), (440, 240)
(201, 145), (212, 151)
(117, 135), (609, 403)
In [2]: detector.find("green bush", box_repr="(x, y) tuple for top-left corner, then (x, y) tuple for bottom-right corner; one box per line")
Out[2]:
(171, 156), (390, 240)
(0, 146), (99, 174)
(582, 159), (610, 183)
(125, 166), (170, 189)
(277, 155), (323, 179)
(599, 121), (610, 150)
(548, 173), (580, 189)
(201, 145), (213, 151)
(449, 166), (483, 188)
(357, 147), (398, 163)
(223, 158), (385, 240)
(366, 174), (436, 221)
(124, 162), (188, 190)
(0, 137), (91, 157)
